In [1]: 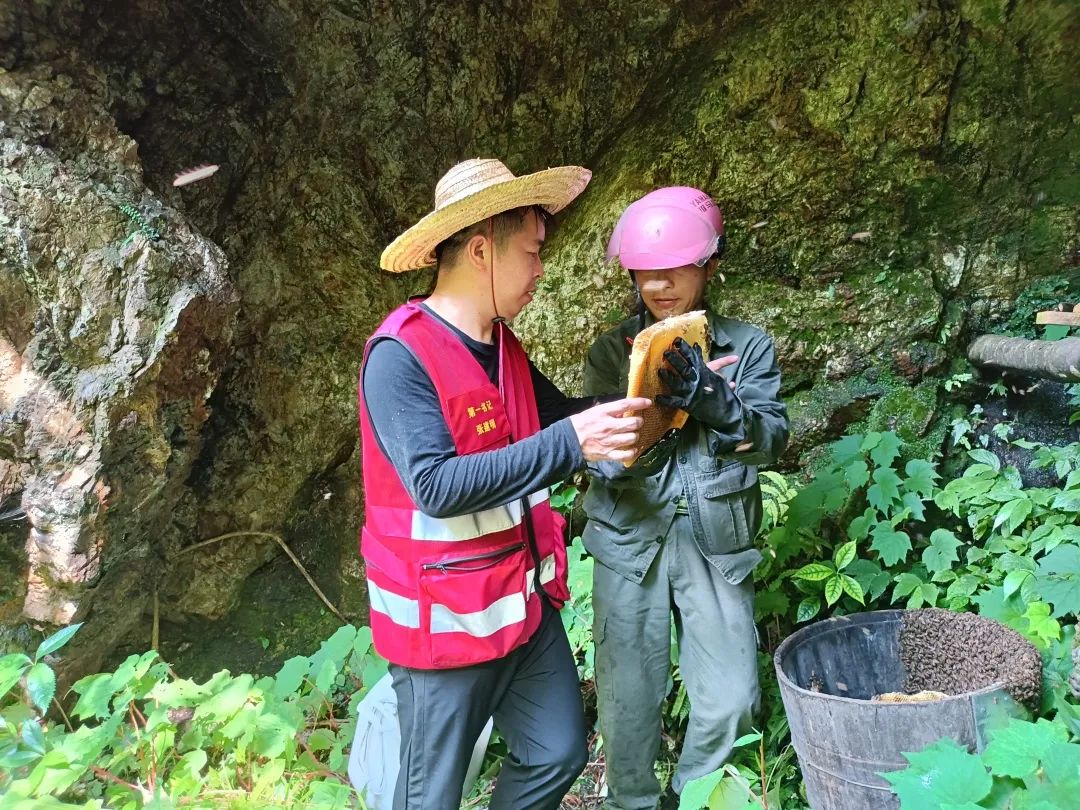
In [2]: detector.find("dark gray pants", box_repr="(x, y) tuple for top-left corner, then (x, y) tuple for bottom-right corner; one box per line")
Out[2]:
(594, 515), (759, 810)
(390, 602), (588, 810)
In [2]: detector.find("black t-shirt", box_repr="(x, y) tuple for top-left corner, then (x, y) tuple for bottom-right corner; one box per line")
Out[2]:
(360, 306), (594, 517)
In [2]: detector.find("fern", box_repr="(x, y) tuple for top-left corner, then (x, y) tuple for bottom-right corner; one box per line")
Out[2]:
(118, 203), (162, 246)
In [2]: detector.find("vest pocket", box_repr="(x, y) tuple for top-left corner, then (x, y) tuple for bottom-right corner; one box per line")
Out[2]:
(543, 511), (570, 606)
(419, 543), (531, 667)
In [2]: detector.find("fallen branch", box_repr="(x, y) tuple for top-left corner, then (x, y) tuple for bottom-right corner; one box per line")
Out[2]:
(175, 531), (348, 624)
(967, 335), (1080, 381)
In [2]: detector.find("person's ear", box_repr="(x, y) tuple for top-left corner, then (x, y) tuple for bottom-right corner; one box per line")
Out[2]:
(704, 256), (721, 281)
(464, 233), (490, 274)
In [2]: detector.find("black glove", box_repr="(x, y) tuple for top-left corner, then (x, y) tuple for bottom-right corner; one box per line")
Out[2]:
(656, 337), (743, 433)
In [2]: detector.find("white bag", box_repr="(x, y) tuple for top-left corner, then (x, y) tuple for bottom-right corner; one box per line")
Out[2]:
(347, 673), (494, 809)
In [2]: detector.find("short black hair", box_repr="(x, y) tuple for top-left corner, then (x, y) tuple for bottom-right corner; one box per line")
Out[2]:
(435, 205), (547, 267)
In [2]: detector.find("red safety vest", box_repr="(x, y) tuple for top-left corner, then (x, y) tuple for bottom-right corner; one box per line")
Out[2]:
(357, 302), (569, 669)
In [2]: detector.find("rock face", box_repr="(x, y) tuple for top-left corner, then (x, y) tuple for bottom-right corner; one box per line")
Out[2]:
(0, 65), (236, 672)
(518, 0), (1079, 450)
(1, 0), (1078, 676)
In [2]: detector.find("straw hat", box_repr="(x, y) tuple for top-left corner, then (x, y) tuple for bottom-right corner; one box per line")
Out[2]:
(380, 158), (592, 272)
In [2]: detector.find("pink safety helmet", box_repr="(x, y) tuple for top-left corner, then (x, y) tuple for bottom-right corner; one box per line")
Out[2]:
(606, 186), (725, 271)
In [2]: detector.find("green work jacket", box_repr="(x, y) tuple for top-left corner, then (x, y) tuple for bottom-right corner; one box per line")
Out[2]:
(582, 309), (789, 585)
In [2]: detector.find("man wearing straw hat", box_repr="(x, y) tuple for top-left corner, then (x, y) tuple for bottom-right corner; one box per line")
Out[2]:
(359, 158), (651, 810)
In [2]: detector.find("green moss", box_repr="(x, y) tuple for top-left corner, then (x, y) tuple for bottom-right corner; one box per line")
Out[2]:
(865, 375), (947, 461)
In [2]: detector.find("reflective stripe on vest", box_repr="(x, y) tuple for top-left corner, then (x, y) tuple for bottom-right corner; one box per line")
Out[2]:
(366, 489), (550, 543)
(367, 552), (558, 638)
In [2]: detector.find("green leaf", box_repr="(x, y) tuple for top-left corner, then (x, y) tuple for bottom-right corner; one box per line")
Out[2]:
(981, 718), (1068, 779)
(831, 434), (865, 466)
(362, 654), (389, 693)
(0, 653), (32, 698)
(19, 725), (45, 764)
(171, 749), (208, 796)
(903, 459), (939, 497)
(840, 574), (865, 604)
(847, 508), (876, 542)
(923, 529), (962, 575)
(821, 473), (850, 512)
(28, 749), (82, 797)
(934, 487), (961, 515)
(549, 485), (579, 509)
(679, 767), (726, 810)
(1022, 601), (1061, 645)
(973, 586), (1026, 627)
(844, 460), (869, 490)
(0, 748), (41, 769)
(985, 481), (1025, 504)
(900, 491), (926, 522)
(1003, 569), (1033, 600)
(824, 575), (844, 606)
(1000, 550), (1038, 574)
(1052, 490), (1080, 513)
(25, 663), (56, 713)
(21, 719), (46, 754)
(1036, 544), (1080, 617)
(731, 731), (762, 748)
(58, 715), (120, 772)
(308, 624), (357, 676)
(314, 657), (338, 694)
(106, 650), (161, 702)
(706, 774), (759, 810)
(871, 522), (912, 567)
(967, 449), (1001, 471)
(993, 498), (1032, 536)
(352, 625), (375, 658)
(894, 572), (923, 599)
(794, 563), (835, 582)
(882, 738), (992, 808)
(754, 588), (789, 619)
(252, 757), (287, 798)
(847, 558), (891, 601)
(917, 582), (940, 608)
(193, 674), (254, 723)
(870, 432), (903, 469)
(833, 541), (857, 570)
(796, 597), (821, 623)
(70, 673), (116, 721)
(1040, 739), (1080, 784)
(273, 655), (310, 699)
(252, 710), (299, 759)
(868, 467), (902, 513)
(33, 624), (82, 663)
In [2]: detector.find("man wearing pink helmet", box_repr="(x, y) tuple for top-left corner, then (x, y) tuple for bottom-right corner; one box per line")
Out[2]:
(583, 187), (789, 809)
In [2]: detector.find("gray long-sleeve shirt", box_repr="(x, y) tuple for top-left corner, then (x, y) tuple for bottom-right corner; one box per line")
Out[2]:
(361, 305), (594, 517)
